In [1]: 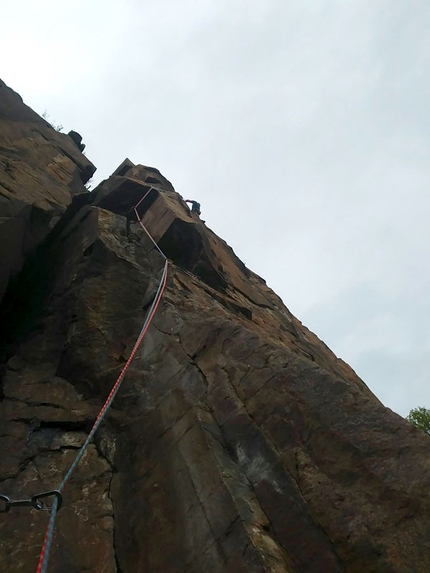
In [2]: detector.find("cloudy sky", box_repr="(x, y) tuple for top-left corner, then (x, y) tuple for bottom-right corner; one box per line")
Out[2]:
(2, 0), (429, 416)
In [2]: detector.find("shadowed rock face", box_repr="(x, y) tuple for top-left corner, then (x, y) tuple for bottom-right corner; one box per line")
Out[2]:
(0, 79), (95, 303)
(1, 86), (430, 573)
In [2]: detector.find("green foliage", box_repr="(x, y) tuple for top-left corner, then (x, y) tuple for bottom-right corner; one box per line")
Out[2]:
(406, 407), (430, 435)
(42, 110), (63, 132)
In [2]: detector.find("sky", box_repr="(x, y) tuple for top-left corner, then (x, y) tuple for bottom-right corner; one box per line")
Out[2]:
(2, 0), (430, 416)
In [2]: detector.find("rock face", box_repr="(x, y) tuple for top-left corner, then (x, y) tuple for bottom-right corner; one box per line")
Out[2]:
(0, 79), (95, 303)
(1, 84), (430, 573)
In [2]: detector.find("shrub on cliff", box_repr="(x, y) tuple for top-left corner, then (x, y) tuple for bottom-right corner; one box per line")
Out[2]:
(407, 407), (430, 435)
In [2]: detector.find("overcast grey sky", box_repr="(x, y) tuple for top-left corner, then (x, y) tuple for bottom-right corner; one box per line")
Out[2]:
(2, 0), (430, 416)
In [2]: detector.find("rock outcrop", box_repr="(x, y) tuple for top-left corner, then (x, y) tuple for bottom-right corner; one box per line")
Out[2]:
(1, 81), (430, 573)
(0, 79), (95, 303)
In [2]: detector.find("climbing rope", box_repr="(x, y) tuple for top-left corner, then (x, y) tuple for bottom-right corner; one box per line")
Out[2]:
(34, 188), (168, 573)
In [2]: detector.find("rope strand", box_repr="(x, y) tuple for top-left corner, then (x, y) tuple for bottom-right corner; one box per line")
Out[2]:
(36, 190), (168, 573)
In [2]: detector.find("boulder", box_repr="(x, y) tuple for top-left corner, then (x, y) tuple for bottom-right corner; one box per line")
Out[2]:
(67, 130), (86, 152)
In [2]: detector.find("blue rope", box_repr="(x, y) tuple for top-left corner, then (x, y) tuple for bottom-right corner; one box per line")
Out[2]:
(37, 258), (168, 572)
(38, 498), (58, 573)
(60, 261), (168, 492)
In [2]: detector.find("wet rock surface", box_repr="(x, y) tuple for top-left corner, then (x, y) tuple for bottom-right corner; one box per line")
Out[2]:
(1, 84), (430, 573)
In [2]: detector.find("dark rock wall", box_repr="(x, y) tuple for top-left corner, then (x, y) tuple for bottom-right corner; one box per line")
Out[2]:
(0, 79), (95, 303)
(1, 83), (430, 573)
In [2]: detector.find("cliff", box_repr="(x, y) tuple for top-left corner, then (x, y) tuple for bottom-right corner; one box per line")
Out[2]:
(1, 79), (430, 573)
